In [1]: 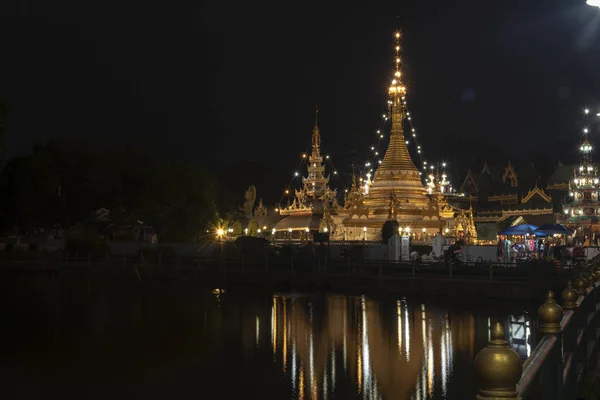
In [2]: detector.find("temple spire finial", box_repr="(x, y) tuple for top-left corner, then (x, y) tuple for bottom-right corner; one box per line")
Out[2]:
(315, 104), (319, 126)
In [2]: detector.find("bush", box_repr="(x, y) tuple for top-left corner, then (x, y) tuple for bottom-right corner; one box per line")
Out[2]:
(156, 245), (177, 260)
(65, 231), (110, 257)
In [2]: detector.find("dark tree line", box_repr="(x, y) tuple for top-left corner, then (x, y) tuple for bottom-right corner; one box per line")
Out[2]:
(0, 138), (219, 241)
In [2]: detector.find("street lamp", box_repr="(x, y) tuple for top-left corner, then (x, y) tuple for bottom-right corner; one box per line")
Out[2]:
(363, 226), (367, 240)
(587, 0), (600, 7)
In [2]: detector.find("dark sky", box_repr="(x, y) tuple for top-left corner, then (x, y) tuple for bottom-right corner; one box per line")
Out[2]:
(1, 0), (600, 197)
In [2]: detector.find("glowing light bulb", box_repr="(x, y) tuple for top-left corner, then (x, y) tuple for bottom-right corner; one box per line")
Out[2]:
(294, 172), (299, 176)
(587, 0), (600, 8)
(584, 128), (589, 133)
(585, 108), (590, 114)
(217, 228), (224, 236)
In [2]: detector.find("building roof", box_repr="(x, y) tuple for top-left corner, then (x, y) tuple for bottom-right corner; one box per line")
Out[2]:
(548, 163), (573, 186)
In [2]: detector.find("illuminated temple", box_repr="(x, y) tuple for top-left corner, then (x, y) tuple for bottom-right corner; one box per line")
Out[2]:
(274, 32), (475, 242)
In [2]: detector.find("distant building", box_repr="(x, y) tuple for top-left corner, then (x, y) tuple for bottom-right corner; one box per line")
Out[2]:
(457, 161), (555, 240)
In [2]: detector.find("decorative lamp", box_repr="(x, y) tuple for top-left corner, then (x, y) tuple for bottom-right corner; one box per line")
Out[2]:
(474, 322), (522, 400)
(538, 291), (564, 334)
(561, 281), (579, 310)
(575, 277), (588, 295)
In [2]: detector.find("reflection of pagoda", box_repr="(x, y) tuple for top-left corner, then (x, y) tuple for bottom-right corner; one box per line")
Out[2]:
(561, 133), (600, 242)
(334, 32), (456, 241)
(274, 110), (340, 237)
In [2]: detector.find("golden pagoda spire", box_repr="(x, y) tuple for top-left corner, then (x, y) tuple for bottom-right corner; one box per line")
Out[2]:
(375, 31), (421, 178)
(312, 105), (321, 158)
(388, 31), (407, 136)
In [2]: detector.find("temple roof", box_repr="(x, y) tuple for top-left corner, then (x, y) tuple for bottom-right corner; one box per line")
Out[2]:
(548, 163), (573, 186)
(461, 161), (542, 195)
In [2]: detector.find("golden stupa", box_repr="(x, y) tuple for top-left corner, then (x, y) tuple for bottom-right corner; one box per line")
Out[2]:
(333, 32), (460, 241)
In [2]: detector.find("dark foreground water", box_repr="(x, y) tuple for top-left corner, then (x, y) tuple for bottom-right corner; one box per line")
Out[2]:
(0, 276), (534, 399)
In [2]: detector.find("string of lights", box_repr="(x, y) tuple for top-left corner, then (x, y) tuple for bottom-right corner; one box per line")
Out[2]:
(359, 31), (454, 192)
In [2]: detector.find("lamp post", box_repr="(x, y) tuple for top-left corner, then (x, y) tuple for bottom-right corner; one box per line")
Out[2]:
(288, 227), (292, 245)
(305, 227), (310, 241)
(363, 226), (367, 241)
(216, 228), (224, 267)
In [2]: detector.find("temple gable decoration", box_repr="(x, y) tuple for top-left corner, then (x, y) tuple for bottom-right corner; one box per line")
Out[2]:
(503, 161), (518, 187)
(461, 168), (478, 193)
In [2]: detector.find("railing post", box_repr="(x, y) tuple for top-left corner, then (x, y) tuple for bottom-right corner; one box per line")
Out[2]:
(561, 281), (579, 399)
(75, 252), (78, 264)
(265, 252), (269, 273)
(88, 252), (91, 267)
(489, 264), (493, 281)
(158, 252), (162, 267)
(412, 262), (415, 278)
(449, 262), (452, 280)
(474, 322), (522, 400)
(575, 276), (590, 369)
(58, 251), (61, 265)
(538, 291), (564, 400)
(241, 254), (245, 273)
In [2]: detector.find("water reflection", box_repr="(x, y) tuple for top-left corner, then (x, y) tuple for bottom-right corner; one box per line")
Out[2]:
(261, 294), (530, 400)
(0, 278), (532, 400)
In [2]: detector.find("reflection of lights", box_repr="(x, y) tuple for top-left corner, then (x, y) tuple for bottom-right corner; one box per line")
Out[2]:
(256, 316), (260, 346)
(309, 302), (316, 400)
(404, 300), (410, 361)
(421, 304), (427, 400)
(427, 323), (434, 396)
(360, 296), (372, 397)
(441, 324), (447, 397)
(282, 298), (287, 373)
(291, 317), (297, 392)
(272, 297), (277, 356)
(299, 363), (305, 400)
(397, 300), (402, 354)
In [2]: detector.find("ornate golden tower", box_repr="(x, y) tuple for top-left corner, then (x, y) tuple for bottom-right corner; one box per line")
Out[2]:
(303, 107), (330, 199)
(363, 32), (429, 221)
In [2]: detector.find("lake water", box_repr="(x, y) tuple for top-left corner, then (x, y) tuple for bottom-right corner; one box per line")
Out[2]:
(0, 276), (534, 399)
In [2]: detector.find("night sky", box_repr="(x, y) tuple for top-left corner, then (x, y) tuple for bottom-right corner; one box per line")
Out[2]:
(1, 0), (600, 200)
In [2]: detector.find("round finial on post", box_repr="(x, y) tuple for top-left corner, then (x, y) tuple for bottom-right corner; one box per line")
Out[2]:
(561, 281), (579, 310)
(474, 322), (522, 400)
(594, 268), (600, 281)
(575, 276), (588, 295)
(538, 291), (564, 334)
(587, 272), (597, 285)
